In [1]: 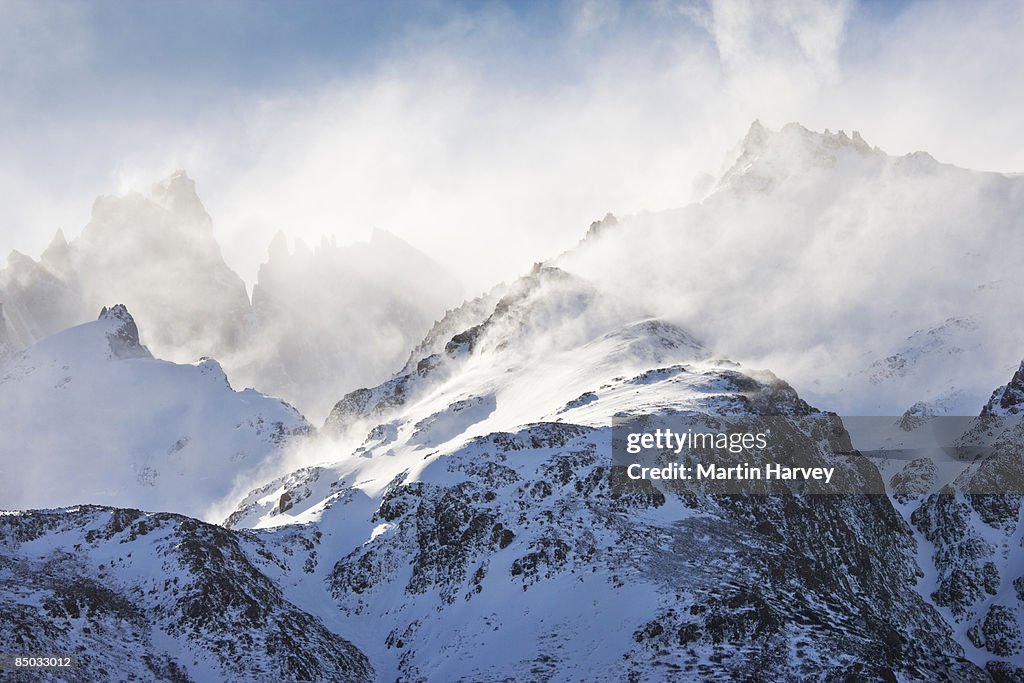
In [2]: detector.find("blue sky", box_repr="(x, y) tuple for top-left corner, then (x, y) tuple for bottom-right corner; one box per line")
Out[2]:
(9, 1), (910, 108)
(1, 0), (1021, 288)
(7, 1), (698, 116)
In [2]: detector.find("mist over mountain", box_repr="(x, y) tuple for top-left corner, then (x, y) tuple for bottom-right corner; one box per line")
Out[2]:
(231, 228), (463, 423)
(0, 172), (250, 360)
(5, 122), (1020, 421)
(556, 121), (1024, 416)
(0, 172), (463, 420)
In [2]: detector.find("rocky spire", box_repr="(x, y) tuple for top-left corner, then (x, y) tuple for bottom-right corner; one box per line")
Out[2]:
(98, 304), (152, 360)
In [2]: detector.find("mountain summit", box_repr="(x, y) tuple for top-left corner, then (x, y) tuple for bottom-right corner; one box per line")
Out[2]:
(98, 304), (152, 360)
(714, 120), (881, 194)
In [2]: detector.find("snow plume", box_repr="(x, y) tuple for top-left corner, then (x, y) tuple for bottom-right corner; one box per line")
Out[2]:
(556, 122), (1024, 415)
(2, 1), (1024, 421)
(230, 227), (464, 422)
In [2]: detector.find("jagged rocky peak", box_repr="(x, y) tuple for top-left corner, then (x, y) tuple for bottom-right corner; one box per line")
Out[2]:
(263, 227), (419, 267)
(98, 302), (134, 324)
(149, 169), (212, 227)
(245, 225), (464, 421)
(496, 262), (576, 307)
(714, 120), (883, 193)
(398, 284), (507, 374)
(257, 228), (455, 286)
(365, 263), (583, 368)
(743, 120), (876, 158)
(66, 171), (250, 360)
(324, 264), (703, 436)
(98, 304), (152, 360)
(321, 267), (569, 432)
(0, 171), (250, 365)
(84, 169), (218, 253)
(39, 228), (71, 271)
(981, 360), (1024, 416)
(456, 264), (608, 355)
(260, 232), (326, 273)
(0, 244), (84, 349)
(582, 212), (619, 242)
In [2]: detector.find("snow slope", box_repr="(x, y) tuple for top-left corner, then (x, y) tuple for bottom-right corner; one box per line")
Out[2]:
(215, 264), (988, 680)
(0, 305), (311, 520)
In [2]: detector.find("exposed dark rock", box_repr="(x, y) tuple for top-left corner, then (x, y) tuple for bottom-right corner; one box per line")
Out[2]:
(0, 507), (373, 683)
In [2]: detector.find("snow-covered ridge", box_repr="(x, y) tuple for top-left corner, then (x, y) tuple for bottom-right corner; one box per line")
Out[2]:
(221, 354), (982, 680)
(323, 264), (704, 439)
(0, 505), (372, 682)
(0, 305), (311, 520)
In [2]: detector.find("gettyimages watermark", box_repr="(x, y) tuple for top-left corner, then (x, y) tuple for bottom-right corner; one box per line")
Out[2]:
(610, 414), (1024, 495)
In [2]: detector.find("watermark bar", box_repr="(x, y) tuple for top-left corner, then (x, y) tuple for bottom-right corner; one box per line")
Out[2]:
(611, 414), (1024, 495)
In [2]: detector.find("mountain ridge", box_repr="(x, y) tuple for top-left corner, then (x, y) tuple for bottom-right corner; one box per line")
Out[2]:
(1, 121), (1022, 679)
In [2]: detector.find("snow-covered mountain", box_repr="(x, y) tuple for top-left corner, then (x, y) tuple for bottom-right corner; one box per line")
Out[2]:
(2, 123), (1022, 680)
(211, 263), (999, 680)
(0, 305), (311, 520)
(2, 260), (1008, 680)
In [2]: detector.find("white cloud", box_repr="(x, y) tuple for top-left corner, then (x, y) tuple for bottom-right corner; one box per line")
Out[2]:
(0, 0), (1022, 294)
(705, 0), (852, 82)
